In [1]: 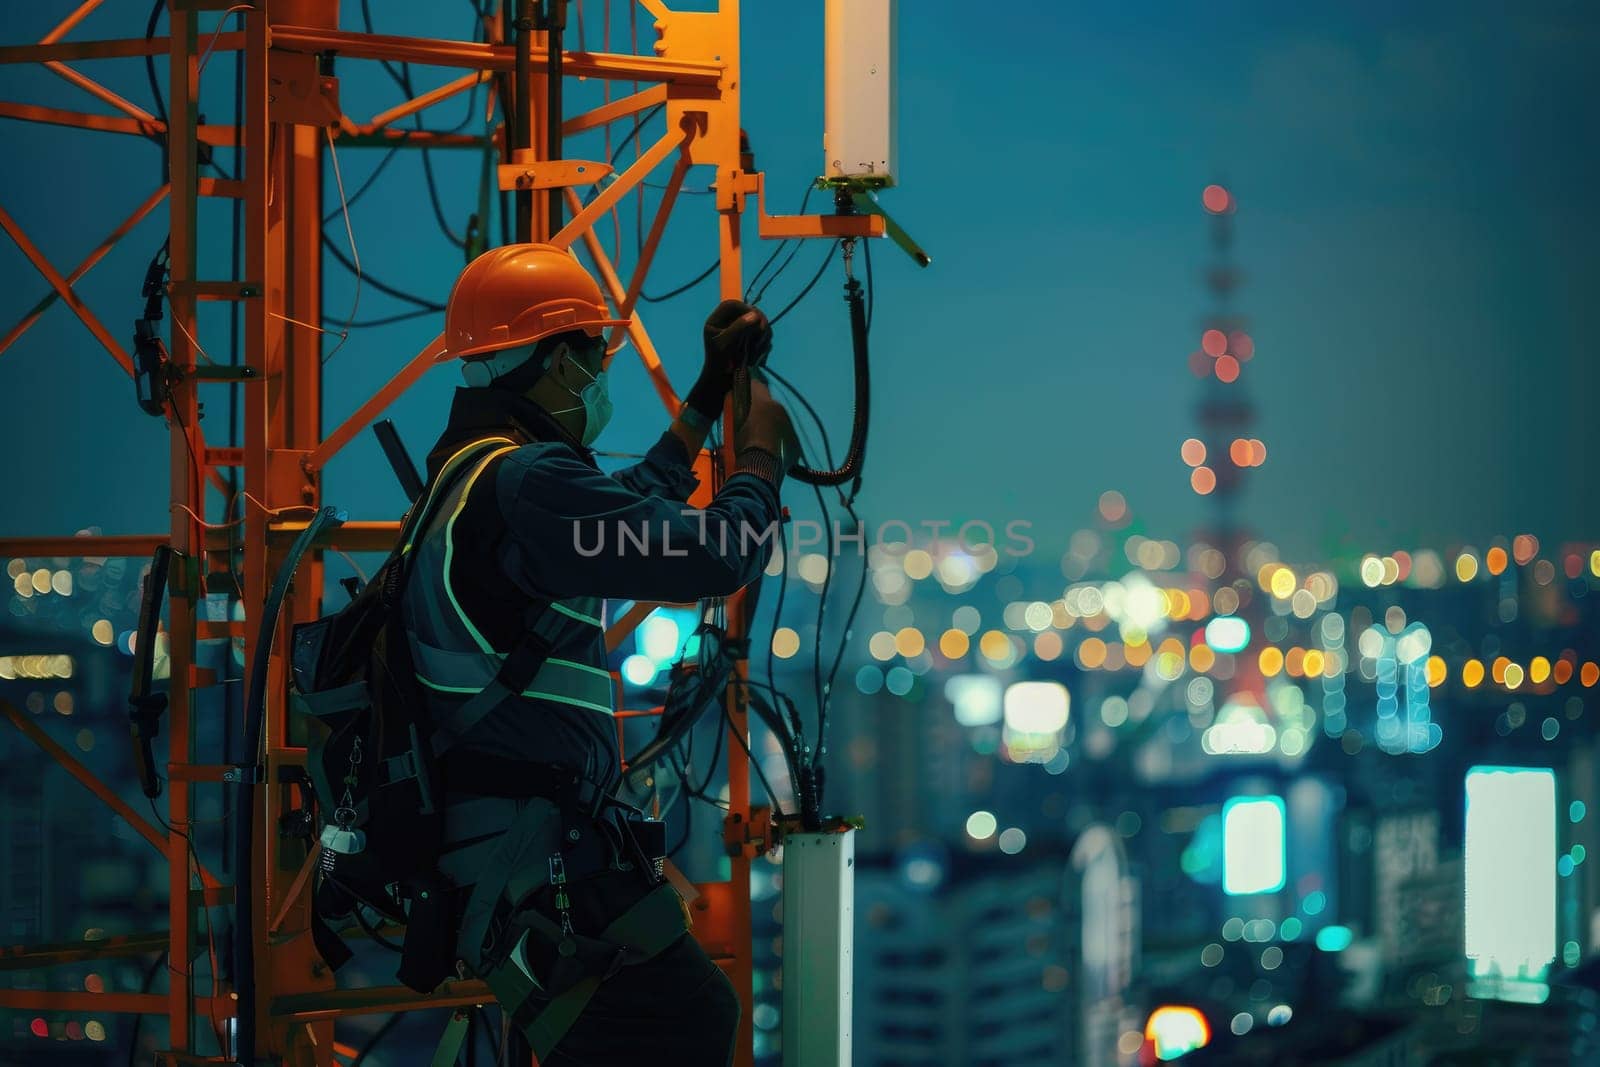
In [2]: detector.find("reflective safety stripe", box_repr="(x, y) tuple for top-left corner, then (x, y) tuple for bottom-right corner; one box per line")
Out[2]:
(412, 637), (615, 717)
(401, 436), (518, 557)
(410, 637), (613, 686)
(407, 438), (617, 726)
(550, 599), (603, 628)
(443, 445), (522, 655)
(417, 672), (614, 718)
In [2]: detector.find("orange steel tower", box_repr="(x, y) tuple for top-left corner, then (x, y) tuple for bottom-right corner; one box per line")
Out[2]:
(0, 3), (882, 1064)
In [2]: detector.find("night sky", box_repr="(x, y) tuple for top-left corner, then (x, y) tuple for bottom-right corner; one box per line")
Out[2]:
(1, 0), (1595, 564)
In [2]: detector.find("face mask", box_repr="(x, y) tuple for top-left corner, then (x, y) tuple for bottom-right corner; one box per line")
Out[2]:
(551, 349), (612, 446)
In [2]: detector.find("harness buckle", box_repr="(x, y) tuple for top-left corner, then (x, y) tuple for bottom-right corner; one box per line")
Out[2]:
(572, 778), (607, 820)
(380, 750), (418, 786)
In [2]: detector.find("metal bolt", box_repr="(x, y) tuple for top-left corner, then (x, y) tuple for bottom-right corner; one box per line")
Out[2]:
(568, 828), (581, 842)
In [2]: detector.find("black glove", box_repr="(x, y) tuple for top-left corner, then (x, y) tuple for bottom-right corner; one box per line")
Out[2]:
(685, 299), (773, 423)
(733, 378), (798, 487)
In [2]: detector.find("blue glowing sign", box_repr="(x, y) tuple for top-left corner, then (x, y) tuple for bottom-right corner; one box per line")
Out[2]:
(1315, 924), (1353, 952)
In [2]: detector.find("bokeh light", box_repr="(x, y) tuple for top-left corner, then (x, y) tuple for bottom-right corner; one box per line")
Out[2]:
(965, 810), (997, 840)
(1202, 184), (1232, 213)
(1145, 1005), (1211, 1061)
(939, 628), (970, 659)
(770, 627), (800, 659)
(894, 627), (926, 658)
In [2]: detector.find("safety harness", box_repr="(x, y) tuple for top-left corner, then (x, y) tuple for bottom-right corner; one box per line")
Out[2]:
(402, 439), (615, 736)
(402, 437), (688, 1059)
(292, 434), (688, 1060)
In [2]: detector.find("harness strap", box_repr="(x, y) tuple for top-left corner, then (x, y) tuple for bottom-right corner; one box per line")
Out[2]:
(426, 605), (576, 755)
(484, 883), (690, 1061)
(455, 798), (564, 976)
(440, 760), (611, 813)
(428, 1009), (472, 1067)
(309, 908), (355, 972)
(290, 680), (370, 719)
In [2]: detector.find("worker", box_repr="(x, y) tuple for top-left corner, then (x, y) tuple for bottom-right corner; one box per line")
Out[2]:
(401, 243), (795, 1065)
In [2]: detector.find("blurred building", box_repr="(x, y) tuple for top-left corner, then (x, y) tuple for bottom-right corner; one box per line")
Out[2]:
(760, 508), (1600, 1064)
(852, 851), (1081, 1067)
(1, 548), (202, 1061)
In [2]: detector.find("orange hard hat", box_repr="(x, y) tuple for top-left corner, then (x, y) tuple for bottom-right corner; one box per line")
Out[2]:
(439, 243), (628, 364)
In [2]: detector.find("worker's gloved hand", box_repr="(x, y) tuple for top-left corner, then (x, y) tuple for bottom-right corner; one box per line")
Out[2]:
(734, 378), (798, 488)
(685, 299), (773, 424)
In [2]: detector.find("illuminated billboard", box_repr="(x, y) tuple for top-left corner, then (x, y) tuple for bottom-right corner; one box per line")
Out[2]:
(1223, 795), (1286, 896)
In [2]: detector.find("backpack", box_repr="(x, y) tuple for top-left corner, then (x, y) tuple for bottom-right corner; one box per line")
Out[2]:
(288, 437), (507, 992)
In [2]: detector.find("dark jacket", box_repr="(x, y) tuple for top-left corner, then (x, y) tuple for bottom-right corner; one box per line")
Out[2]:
(407, 386), (781, 790)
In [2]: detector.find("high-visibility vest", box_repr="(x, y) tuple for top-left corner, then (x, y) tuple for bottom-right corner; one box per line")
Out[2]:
(400, 438), (615, 753)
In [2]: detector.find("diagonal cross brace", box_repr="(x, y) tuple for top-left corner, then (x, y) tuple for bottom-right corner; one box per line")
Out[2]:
(0, 698), (220, 890)
(0, 202), (135, 376)
(0, 185), (169, 358)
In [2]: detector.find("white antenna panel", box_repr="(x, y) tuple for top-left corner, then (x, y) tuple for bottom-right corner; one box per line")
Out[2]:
(824, 0), (897, 186)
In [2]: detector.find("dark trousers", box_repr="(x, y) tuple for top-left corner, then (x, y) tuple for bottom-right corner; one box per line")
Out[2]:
(535, 930), (741, 1066)
(504, 868), (741, 1066)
